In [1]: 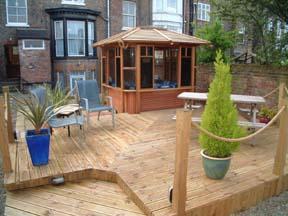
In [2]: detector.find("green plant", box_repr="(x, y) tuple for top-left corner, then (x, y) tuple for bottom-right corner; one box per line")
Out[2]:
(258, 107), (277, 119)
(45, 82), (69, 107)
(12, 91), (56, 134)
(199, 50), (245, 158)
(196, 19), (236, 63)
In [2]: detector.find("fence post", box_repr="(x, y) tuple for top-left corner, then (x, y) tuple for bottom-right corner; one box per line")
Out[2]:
(172, 109), (192, 215)
(3, 86), (14, 143)
(0, 96), (12, 173)
(273, 94), (288, 193)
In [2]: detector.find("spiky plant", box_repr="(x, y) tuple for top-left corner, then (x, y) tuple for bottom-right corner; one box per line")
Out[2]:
(45, 82), (69, 107)
(12, 91), (56, 134)
(199, 50), (245, 158)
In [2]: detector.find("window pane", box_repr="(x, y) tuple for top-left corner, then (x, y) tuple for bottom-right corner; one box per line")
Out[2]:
(128, 16), (135, 27)
(116, 58), (121, 87)
(108, 49), (116, 87)
(181, 58), (191, 86)
(123, 15), (128, 27)
(141, 57), (153, 88)
(8, 15), (17, 23)
(17, 15), (26, 23)
(8, 0), (17, 6)
(124, 70), (136, 89)
(23, 40), (44, 49)
(167, 0), (176, 8)
(55, 21), (63, 38)
(123, 47), (135, 67)
(55, 40), (64, 57)
(67, 21), (85, 56)
(18, 8), (26, 15)
(141, 47), (146, 56)
(8, 7), (17, 15)
(123, 1), (129, 14)
(17, 0), (26, 7)
(88, 22), (94, 56)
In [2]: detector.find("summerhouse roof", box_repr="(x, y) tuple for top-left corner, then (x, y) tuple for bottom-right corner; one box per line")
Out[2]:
(93, 26), (210, 47)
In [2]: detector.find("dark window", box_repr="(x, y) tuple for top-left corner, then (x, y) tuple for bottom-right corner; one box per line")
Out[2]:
(124, 70), (136, 90)
(123, 47), (135, 67)
(181, 58), (191, 86)
(116, 58), (121, 87)
(102, 58), (106, 84)
(53, 19), (96, 58)
(141, 57), (153, 88)
(108, 49), (115, 87)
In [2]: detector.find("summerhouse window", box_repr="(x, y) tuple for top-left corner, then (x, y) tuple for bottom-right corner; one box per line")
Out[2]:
(123, 1), (136, 29)
(181, 47), (192, 86)
(197, 3), (210, 22)
(6, 0), (28, 27)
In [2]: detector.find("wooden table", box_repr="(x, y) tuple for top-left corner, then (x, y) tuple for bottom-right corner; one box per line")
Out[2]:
(177, 92), (266, 123)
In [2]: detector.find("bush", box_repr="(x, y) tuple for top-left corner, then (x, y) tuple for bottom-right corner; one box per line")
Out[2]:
(199, 50), (245, 158)
(196, 19), (236, 63)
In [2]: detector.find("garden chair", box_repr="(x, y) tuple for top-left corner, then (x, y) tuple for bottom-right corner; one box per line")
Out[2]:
(30, 86), (85, 137)
(75, 80), (115, 127)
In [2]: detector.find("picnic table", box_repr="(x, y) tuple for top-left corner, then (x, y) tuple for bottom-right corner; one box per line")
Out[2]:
(177, 92), (266, 125)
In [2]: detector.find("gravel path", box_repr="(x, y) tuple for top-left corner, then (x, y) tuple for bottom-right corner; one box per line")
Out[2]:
(0, 156), (6, 216)
(233, 190), (288, 216)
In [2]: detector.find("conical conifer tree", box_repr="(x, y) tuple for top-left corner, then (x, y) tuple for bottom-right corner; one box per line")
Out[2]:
(199, 50), (244, 158)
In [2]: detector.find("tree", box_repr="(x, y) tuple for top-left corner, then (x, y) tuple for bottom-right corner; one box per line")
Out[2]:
(211, 0), (288, 65)
(196, 19), (236, 63)
(199, 50), (244, 158)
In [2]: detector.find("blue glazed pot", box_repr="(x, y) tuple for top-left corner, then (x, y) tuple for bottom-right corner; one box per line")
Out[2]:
(201, 150), (231, 180)
(25, 128), (50, 166)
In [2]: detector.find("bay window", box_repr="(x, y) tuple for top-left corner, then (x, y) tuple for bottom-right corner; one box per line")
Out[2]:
(53, 19), (95, 58)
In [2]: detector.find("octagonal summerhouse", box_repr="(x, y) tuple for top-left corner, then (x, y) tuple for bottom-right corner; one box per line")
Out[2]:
(94, 26), (209, 114)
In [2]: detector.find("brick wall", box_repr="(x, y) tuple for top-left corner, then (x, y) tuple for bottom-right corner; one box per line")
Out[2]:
(18, 40), (51, 83)
(196, 64), (288, 107)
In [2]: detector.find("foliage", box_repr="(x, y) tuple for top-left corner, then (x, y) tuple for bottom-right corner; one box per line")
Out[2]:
(196, 19), (236, 63)
(211, 0), (288, 65)
(199, 51), (245, 158)
(45, 82), (69, 107)
(12, 91), (56, 134)
(258, 106), (277, 119)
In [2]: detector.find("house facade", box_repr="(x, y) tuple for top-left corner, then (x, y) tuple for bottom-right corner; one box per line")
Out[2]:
(0, 0), (152, 89)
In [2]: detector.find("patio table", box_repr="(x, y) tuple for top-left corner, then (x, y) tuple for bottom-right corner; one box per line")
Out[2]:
(177, 92), (266, 123)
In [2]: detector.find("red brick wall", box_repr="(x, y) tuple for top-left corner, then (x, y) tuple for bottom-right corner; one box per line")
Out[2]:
(196, 64), (288, 107)
(18, 40), (51, 83)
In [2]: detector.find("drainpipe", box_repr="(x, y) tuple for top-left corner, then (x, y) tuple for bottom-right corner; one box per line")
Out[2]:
(182, 0), (185, 33)
(107, 0), (110, 37)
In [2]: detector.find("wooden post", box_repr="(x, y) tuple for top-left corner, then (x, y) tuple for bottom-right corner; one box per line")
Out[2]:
(172, 109), (192, 215)
(0, 96), (12, 173)
(273, 95), (288, 193)
(135, 45), (141, 113)
(277, 82), (285, 126)
(3, 86), (14, 143)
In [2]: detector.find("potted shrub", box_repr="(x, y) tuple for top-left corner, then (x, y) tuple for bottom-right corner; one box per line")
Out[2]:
(13, 84), (69, 166)
(199, 51), (245, 180)
(258, 107), (276, 123)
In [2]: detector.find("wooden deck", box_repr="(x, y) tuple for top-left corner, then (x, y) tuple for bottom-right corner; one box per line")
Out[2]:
(4, 109), (288, 216)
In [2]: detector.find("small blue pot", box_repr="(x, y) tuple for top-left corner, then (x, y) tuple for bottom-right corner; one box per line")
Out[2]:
(201, 149), (231, 180)
(25, 128), (50, 166)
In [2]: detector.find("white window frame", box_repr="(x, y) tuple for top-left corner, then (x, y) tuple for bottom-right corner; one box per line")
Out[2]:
(22, 39), (45, 50)
(6, 0), (29, 27)
(67, 20), (86, 57)
(70, 74), (86, 91)
(197, 3), (210, 22)
(122, 1), (136, 30)
(62, 0), (85, 6)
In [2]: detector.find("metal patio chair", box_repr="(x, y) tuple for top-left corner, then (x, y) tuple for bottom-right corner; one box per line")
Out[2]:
(30, 86), (85, 137)
(75, 80), (115, 127)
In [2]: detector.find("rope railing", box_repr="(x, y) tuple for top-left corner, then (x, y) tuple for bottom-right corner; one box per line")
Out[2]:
(191, 105), (285, 143)
(263, 86), (279, 98)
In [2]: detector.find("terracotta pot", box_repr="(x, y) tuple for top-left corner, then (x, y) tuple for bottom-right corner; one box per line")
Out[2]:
(259, 117), (270, 124)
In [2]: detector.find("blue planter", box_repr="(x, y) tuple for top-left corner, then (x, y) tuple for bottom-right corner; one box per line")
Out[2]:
(201, 150), (231, 180)
(25, 128), (50, 166)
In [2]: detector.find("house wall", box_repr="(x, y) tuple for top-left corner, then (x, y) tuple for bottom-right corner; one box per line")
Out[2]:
(18, 39), (51, 83)
(196, 64), (288, 107)
(0, 0), (152, 88)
